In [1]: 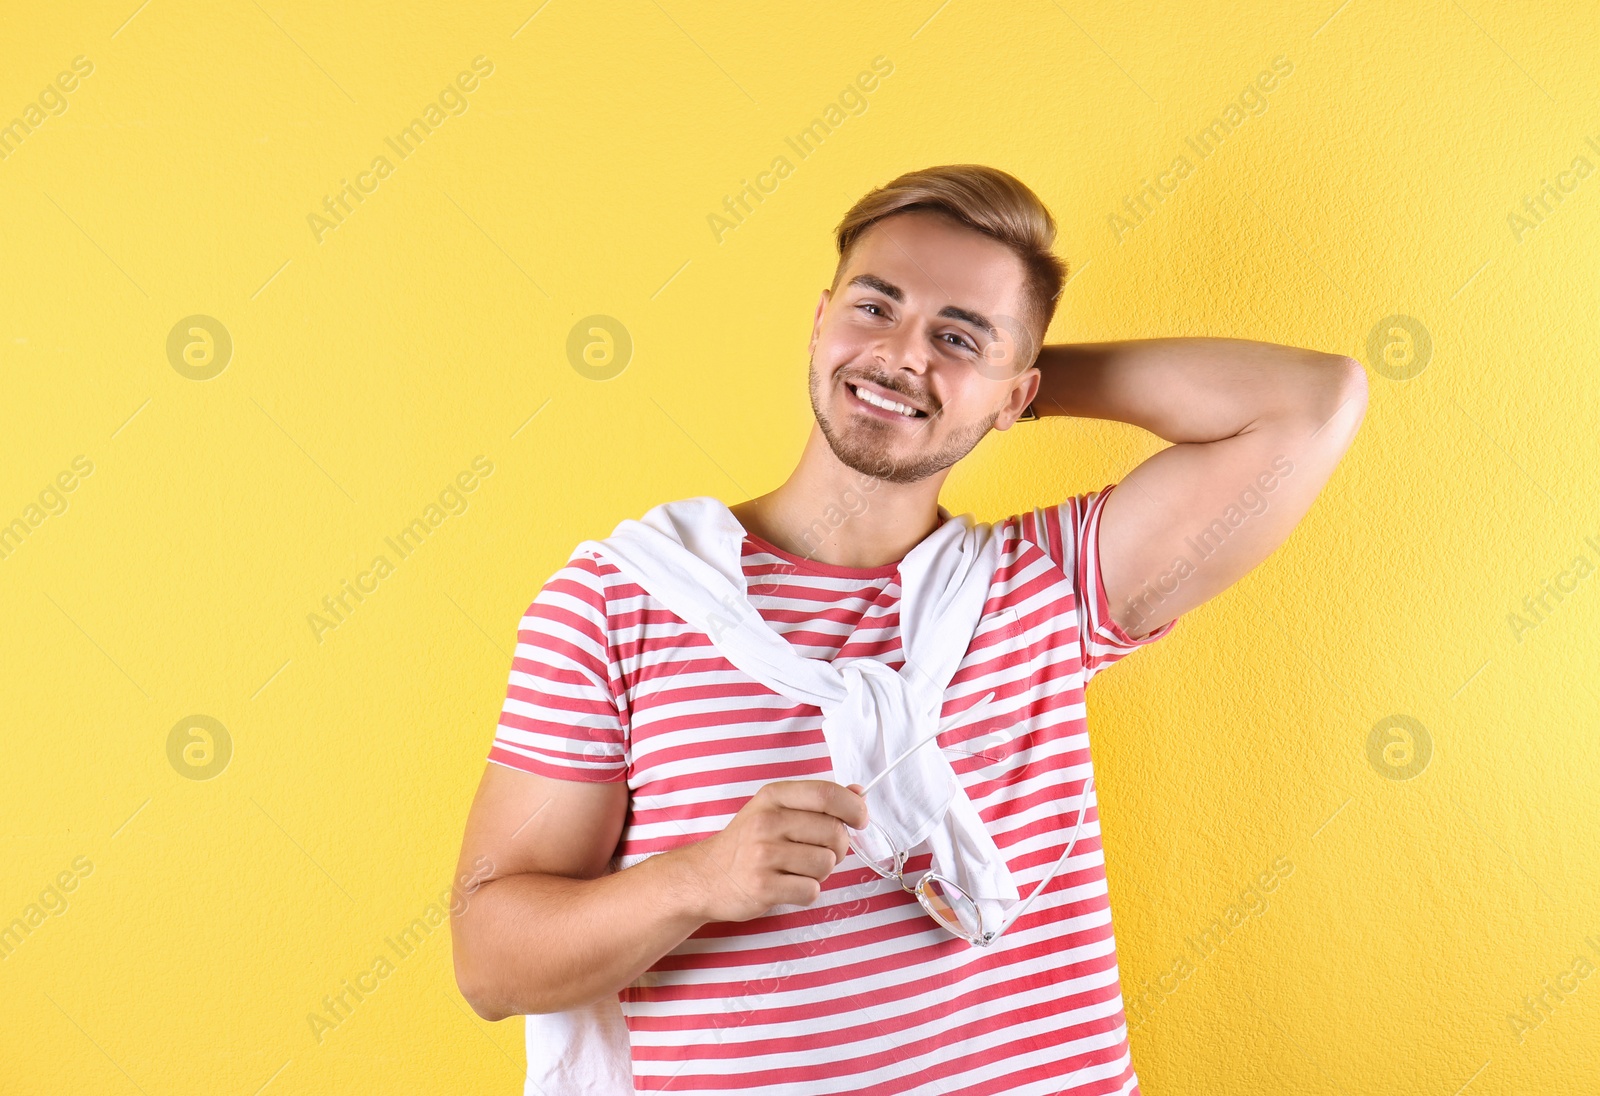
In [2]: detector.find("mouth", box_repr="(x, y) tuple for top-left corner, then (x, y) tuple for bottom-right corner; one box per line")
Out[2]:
(845, 380), (930, 421)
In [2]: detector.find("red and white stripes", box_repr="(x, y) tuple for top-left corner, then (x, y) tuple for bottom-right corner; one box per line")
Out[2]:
(491, 484), (1177, 1095)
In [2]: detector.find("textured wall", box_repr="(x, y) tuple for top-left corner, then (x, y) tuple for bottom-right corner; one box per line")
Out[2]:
(2, 2), (1597, 1093)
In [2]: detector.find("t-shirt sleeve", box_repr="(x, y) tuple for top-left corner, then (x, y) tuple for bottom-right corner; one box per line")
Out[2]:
(487, 552), (629, 782)
(1029, 480), (1180, 685)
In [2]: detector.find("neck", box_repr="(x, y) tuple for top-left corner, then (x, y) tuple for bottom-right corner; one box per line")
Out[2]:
(730, 425), (951, 569)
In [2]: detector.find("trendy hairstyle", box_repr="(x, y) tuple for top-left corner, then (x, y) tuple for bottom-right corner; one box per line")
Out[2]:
(830, 164), (1068, 356)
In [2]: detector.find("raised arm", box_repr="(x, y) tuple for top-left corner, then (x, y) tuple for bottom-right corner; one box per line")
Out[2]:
(1033, 337), (1368, 638)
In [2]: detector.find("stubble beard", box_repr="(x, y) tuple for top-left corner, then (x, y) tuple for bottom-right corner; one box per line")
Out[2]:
(808, 354), (998, 486)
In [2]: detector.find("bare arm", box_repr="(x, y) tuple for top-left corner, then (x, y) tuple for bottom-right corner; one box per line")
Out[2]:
(450, 761), (868, 1021)
(449, 764), (705, 1020)
(1033, 337), (1368, 637)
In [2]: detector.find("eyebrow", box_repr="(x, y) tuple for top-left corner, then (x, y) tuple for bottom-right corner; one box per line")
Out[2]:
(845, 273), (998, 340)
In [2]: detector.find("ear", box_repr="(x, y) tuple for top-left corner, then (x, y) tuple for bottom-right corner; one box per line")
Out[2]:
(808, 289), (831, 358)
(993, 367), (1041, 431)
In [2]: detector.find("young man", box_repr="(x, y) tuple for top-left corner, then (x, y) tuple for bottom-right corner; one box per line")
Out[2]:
(451, 164), (1367, 1094)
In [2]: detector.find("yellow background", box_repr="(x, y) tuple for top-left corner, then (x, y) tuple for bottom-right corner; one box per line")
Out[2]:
(3, 1), (1597, 1092)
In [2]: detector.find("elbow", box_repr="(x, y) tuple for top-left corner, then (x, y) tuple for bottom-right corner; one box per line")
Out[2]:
(453, 931), (564, 1020)
(461, 986), (512, 1024)
(1334, 355), (1369, 427)
(454, 951), (510, 1022)
(1335, 354), (1369, 403)
(466, 995), (512, 1024)
(1301, 355), (1368, 440)
(452, 924), (522, 1022)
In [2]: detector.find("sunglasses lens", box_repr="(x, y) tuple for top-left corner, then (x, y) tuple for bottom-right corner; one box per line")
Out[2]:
(917, 875), (984, 941)
(846, 819), (900, 877)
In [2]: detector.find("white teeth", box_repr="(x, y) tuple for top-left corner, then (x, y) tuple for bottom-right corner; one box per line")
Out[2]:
(852, 383), (919, 417)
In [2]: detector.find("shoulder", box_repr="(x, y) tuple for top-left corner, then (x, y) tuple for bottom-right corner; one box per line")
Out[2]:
(519, 547), (644, 649)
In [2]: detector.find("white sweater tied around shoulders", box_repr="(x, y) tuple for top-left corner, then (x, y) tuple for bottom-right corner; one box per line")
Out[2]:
(523, 496), (1017, 1094)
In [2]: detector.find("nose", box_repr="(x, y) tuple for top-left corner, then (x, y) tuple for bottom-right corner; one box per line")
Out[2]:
(871, 315), (933, 378)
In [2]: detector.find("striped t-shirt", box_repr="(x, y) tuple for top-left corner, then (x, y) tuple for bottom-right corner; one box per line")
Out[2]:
(490, 483), (1180, 1095)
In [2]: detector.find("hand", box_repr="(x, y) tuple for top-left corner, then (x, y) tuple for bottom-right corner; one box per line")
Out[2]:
(678, 780), (869, 923)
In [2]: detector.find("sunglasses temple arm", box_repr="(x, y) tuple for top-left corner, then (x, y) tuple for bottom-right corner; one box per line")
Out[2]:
(991, 769), (1096, 938)
(858, 724), (946, 796)
(857, 691), (999, 797)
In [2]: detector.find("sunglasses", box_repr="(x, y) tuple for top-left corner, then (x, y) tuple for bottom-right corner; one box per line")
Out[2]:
(844, 691), (1096, 947)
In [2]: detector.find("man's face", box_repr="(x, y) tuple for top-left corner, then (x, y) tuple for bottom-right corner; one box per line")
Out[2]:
(808, 208), (1042, 485)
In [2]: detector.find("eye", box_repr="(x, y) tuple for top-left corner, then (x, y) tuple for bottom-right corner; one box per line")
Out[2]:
(942, 332), (977, 352)
(855, 302), (885, 317)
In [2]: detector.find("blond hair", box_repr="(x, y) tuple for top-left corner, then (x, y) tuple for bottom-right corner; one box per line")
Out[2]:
(831, 164), (1068, 351)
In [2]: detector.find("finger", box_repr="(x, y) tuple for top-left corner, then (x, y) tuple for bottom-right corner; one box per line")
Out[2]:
(827, 783), (870, 830)
(769, 874), (823, 909)
(766, 780), (869, 829)
(776, 843), (839, 882)
(776, 809), (853, 860)
(842, 784), (869, 828)
(827, 823), (851, 866)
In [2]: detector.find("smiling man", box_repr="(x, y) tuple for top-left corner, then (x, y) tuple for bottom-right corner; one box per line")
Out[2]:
(451, 164), (1367, 1095)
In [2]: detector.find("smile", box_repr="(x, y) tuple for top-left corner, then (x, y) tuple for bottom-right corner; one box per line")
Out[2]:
(847, 381), (927, 419)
